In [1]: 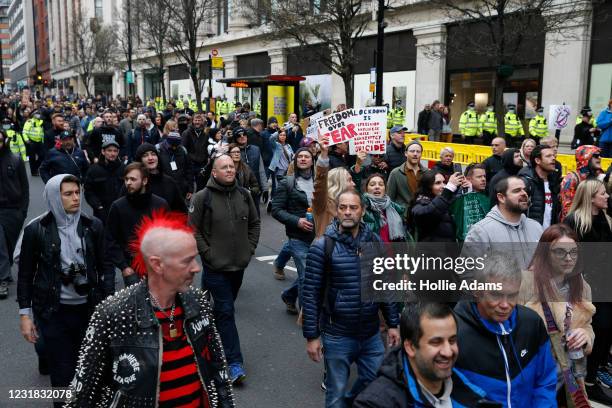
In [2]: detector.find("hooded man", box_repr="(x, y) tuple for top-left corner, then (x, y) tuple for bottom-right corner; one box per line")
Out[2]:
(0, 130), (29, 299)
(271, 147), (316, 313)
(39, 130), (89, 184)
(66, 211), (234, 408)
(560, 145), (603, 221)
(17, 174), (108, 405)
(104, 162), (168, 287)
(157, 131), (193, 201)
(189, 154), (260, 385)
(128, 113), (156, 161)
(84, 140), (125, 224)
(488, 148), (523, 204)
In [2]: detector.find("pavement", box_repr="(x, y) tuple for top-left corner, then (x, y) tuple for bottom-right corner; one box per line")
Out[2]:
(0, 170), (324, 407)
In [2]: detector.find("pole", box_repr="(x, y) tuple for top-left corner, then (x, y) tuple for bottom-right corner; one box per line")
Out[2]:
(375, 0), (385, 106)
(208, 54), (213, 113)
(127, 0), (133, 97)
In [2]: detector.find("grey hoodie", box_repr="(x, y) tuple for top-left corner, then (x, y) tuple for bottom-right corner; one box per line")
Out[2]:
(43, 174), (87, 304)
(461, 205), (543, 274)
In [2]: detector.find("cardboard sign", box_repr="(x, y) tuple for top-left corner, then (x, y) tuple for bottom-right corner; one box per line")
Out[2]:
(316, 107), (388, 152)
(306, 111), (325, 140)
(549, 105), (572, 130)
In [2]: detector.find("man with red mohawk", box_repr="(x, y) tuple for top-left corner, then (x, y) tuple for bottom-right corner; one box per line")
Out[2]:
(66, 210), (235, 408)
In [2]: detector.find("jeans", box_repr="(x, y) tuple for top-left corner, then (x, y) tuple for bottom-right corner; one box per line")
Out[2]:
(37, 304), (90, 407)
(280, 239), (310, 307)
(274, 241), (292, 269)
(600, 141), (612, 158)
(322, 332), (385, 408)
(202, 269), (245, 365)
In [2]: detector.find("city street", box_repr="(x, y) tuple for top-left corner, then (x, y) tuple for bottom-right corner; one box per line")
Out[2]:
(0, 169), (325, 407)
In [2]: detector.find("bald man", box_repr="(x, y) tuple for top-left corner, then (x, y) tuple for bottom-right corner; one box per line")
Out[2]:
(483, 137), (507, 184)
(67, 211), (235, 408)
(189, 154), (260, 384)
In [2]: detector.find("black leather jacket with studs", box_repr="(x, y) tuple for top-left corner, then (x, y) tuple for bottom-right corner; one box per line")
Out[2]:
(65, 280), (234, 408)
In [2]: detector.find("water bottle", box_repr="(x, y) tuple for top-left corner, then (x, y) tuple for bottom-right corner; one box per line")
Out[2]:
(567, 332), (587, 379)
(305, 207), (314, 223)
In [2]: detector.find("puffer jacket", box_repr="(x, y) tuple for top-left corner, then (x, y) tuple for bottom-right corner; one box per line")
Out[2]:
(411, 188), (456, 242)
(518, 166), (560, 226)
(271, 174), (315, 243)
(302, 221), (399, 340)
(65, 281), (234, 408)
(353, 346), (488, 408)
(39, 146), (89, 183)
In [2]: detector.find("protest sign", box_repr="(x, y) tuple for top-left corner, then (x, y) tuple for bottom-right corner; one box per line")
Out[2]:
(316, 107), (388, 153)
(548, 105), (572, 130)
(306, 111), (325, 140)
(348, 107), (388, 154)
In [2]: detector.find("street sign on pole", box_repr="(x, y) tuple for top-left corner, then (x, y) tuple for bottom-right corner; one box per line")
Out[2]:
(126, 71), (135, 84)
(211, 57), (224, 70)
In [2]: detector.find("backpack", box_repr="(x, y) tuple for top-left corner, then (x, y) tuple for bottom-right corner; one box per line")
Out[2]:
(196, 186), (252, 232)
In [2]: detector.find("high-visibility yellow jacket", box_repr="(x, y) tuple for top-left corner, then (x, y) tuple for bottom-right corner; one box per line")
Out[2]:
(7, 129), (27, 161)
(479, 111), (497, 135)
(392, 108), (405, 126)
(216, 100), (223, 114)
(387, 108), (393, 129)
(504, 112), (525, 137)
(529, 114), (548, 138)
(459, 110), (480, 137)
(254, 102), (261, 116)
(176, 100), (185, 109)
(189, 100), (199, 112)
(23, 118), (44, 143)
(575, 115), (597, 127)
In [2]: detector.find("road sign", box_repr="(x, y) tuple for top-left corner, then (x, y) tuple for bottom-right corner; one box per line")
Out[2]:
(126, 71), (135, 84)
(211, 49), (219, 57)
(212, 57), (224, 70)
(369, 83), (375, 92)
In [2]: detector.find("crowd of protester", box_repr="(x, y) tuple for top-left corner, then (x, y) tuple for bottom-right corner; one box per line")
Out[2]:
(1, 89), (612, 407)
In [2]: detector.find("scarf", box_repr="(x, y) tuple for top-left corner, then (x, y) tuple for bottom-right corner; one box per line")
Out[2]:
(365, 193), (405, 240)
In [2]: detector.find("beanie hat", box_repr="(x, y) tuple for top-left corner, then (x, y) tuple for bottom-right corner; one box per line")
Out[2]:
(134, 143), (157, 162)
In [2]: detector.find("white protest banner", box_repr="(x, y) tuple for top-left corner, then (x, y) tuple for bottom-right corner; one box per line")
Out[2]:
(316, 108), (360, 146)
(306, 111), (325, 140)
(548, 105), (572, 130)
(348, 107), (388, 154)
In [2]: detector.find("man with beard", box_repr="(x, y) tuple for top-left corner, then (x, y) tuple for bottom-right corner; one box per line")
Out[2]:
(157, 131), (193, 202)
(39, 131), (89, 183)
(519, 145), (560, 228)
(354, 303), (490, 408)
(87, 110), (124, 162)
(234, 127), (268, 210)
(462, 176), (543, 273)
(105, 162), (168, 287)
(128, 114), (156, 161)
(44, 113), (66, 152)
(387, 140), (428, 218)
(560, 145), (603, 221)
(84, 141), (125, 224)
(134, 143), (187, 212)
(454, 255), (556, 407)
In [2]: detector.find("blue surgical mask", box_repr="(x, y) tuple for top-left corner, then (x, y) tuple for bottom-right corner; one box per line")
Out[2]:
(2, 124), (10, 130)
(487, 107), (493, 112)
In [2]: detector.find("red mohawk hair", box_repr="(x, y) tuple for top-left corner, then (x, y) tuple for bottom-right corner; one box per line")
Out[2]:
(129, 209), (194, 277)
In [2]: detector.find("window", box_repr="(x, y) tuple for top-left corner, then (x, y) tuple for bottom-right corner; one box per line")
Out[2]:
(95, 0), (103, 19)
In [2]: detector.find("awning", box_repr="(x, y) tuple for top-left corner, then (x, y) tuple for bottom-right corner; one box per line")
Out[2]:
(217, 75), (306, 88)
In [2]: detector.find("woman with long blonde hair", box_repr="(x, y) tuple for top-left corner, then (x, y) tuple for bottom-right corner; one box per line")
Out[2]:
(564, 179), (612, 241)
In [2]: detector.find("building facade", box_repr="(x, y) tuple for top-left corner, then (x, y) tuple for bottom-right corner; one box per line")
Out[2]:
(8, 0), (35, 90)
(0, 0), (11, 90)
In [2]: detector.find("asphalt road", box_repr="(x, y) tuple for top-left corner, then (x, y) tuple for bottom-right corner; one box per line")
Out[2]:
(0, 169), (325, 407)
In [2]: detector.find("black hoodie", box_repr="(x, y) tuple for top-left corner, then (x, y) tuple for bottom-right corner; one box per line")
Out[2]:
(0, 139), (29, 211)
(488, 148), (522, 204)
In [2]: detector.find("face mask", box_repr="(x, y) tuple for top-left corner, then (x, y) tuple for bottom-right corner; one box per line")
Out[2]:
(487, 107), (493, 112)
(2, 125), (10, 130)
(34, 114), (41, 119)
(468, 106), (475, 111)
(167, 138), (181, 147)
(508, 109), (515, 114)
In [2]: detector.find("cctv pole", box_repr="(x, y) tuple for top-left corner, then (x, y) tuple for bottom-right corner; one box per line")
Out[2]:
(375, 0), (385, 106)
(127, 0), (134, 97)
(208, 54), (213, 113)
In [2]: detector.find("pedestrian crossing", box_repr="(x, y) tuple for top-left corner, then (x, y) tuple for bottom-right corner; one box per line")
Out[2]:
(255, 255), (297, 272)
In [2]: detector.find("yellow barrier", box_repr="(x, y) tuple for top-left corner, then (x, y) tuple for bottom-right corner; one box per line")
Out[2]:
(408, 138), (612, 176)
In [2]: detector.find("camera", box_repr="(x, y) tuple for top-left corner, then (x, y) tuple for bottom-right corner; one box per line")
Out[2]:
(60, 263), (90, 296)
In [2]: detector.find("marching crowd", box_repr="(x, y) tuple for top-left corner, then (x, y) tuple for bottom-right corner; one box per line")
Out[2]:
(0, 90), (612, 407)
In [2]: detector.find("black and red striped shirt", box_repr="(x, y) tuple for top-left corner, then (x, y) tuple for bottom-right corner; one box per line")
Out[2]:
(155, 305), (210, 408)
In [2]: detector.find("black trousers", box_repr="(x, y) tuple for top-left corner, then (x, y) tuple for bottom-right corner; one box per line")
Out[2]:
(37, 303), (90, 407)
(587, 302), (612, 382)
(27, 141), (45, 175)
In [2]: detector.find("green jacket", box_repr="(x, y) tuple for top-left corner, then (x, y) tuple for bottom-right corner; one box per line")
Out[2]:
(386, 163), (427, 218)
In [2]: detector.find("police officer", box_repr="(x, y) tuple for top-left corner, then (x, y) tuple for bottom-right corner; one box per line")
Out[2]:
(22, 110), (45, 176)
(576, 105), (597, 128)
(2, 118), (27, 162)
(479, 104), (497, 146)
(504, 103), (525, 147)
(392, 100), (405, 127)
(459, 101), (480, 144)
(386, 103), (393, 129)
(528, 106), (548, 144)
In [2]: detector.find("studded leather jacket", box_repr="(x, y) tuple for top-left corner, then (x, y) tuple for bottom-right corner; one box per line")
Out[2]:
(65, 280), (234, 408)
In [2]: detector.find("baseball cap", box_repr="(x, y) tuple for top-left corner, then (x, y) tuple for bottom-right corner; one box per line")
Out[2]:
(102, 140), (120, 149)
(59, 130), (74, 140)
(390, 125), (408, 133)
(233, 127), (247, 137)
(268, 116), (278, 125)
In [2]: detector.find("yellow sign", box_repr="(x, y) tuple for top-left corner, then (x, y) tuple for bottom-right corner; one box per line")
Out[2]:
(212, 57), (224, 69)
(369, 83), (375, 92)
(267, 85), (295, 126)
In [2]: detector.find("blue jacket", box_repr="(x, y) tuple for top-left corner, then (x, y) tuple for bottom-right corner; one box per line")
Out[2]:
(453, 302), (557, 408)
(597, 108), (612, 143)
(240, 145), (268, 192)
(268, 142), (294, 173)
(129, 127), (160, 161)
(39, 147), (89, 183)
(302, 221), (399, 340)
(259, 127), (276, 167)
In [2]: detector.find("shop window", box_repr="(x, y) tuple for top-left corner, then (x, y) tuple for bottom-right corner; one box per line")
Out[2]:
(589, 64), (612, 115)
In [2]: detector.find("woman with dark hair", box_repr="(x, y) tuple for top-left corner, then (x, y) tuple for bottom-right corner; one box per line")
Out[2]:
(411, 169), (461, 241)
(361, 173), (411, 243)
(227, 143), (260, 198)
(268, 128), (294, 197)
(519, 224), (596, 406)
